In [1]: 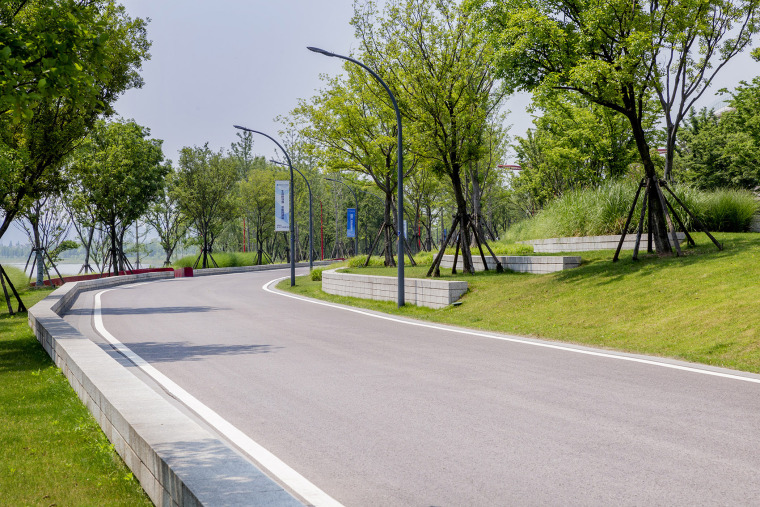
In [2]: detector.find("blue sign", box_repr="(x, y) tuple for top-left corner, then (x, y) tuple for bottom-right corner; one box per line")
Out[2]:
(347, 208), (356, 238)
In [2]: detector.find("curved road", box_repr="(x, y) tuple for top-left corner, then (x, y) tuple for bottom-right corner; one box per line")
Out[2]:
(65, 268), (760, 506)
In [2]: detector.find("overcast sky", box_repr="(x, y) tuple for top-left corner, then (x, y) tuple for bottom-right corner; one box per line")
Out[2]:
(1, 0), (758, 245)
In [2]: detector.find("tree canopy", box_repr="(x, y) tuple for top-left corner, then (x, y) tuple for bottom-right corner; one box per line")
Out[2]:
(0, 0), (150, 242)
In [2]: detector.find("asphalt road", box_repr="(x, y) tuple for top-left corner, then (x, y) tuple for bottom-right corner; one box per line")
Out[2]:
(65, 269), (760, 506)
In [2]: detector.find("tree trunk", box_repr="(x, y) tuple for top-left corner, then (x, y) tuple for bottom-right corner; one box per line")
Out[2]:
(450, 168), (475, 274)
(627, 111), (672, 253)
(110, 219), (118, 276)
(383, 192), (396, 267)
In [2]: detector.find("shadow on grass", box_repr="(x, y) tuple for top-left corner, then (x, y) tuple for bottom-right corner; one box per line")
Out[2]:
(121, 341), (282, 363)
(0, 323), (51, 373)
(551, 233), (750, 286)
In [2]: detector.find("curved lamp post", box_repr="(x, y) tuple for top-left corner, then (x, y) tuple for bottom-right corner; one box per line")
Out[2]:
(271, 159), (313, 271)
(324, 177), (359, 257)
(233, 125), (295, 286)
(308, 46), (405, 306)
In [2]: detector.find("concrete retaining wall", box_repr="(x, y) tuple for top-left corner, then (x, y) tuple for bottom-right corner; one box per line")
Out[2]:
(191, 260), (334, 277)
(28, 272), (301, 507)
(519, 233), (686, 253)
(440, 255), (581, 274)
(322, 268), (467, 309)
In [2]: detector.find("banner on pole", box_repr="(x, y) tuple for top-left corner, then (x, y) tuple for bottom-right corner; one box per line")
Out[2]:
(346, 208), (356, 238)
(275, 180), (289, 232)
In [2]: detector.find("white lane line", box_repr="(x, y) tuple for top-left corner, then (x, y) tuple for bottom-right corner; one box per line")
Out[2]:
(93, 288), (343, 507)
(263, 277), (760, 386)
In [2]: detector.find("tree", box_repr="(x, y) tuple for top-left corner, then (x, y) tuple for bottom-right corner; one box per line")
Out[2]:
(145, 166), (188, 266)
(18, 195), (71, 284)
(677, 77), (760, 189)
(354, 0), (509, 275)
(0, 0), (150, 243)
(69, 119), (166, 275)
(287, 62), (414, 266)
(239, 166), (277, 265)
(174, 145), (238, 268)
(513, 92), (655, 209)
(475, 0), (760, 253)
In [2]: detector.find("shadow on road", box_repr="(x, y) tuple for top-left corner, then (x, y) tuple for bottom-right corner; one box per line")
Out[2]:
(124, 341), (282, 363)
(66, 305), (222, 316)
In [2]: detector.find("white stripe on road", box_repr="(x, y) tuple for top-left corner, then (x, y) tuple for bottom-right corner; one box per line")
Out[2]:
(263, 277), (760, 386)
(93, 288), (343, 507)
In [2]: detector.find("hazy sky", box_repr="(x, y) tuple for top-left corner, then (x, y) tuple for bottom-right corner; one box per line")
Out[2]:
(1, 0), (758, 246)
(112, 0), (536, 164)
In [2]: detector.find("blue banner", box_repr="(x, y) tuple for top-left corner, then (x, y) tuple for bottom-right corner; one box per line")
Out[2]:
(346, 208), (356, 238)
(275, 180), (289, 232)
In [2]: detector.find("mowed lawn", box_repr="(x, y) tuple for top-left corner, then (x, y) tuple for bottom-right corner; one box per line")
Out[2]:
(0, 267), (151, 506)
(281, 232), (760, 373)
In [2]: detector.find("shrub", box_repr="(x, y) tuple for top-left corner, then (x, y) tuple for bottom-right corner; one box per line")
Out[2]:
(347, 255), (385, 268)
(310, 268), (324, 281)
(505, 180), (758, 240)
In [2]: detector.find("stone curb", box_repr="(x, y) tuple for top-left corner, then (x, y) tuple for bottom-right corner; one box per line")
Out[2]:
(28, 271), (303, 507)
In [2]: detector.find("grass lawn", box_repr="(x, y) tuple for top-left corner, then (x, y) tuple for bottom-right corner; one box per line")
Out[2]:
(280, 232), (760, 374)
(0, 267), (151, 506)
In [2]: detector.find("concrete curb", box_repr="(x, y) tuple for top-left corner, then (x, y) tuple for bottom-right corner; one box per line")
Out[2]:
(28, 270), (303, 507)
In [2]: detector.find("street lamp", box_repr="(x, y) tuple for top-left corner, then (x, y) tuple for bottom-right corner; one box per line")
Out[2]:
(324, 177), (359, 257)
(233, 125), (295, 286)
(271, 159), (313, 271)
(308, 46), (405, 306)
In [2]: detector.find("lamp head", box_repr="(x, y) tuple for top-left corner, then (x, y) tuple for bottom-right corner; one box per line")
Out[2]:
(307, 46), (336, 57)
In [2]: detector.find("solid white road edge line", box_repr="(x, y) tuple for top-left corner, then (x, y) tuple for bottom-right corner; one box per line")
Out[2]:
(263, 277), (760, 386)
(93, 288), (343, 507)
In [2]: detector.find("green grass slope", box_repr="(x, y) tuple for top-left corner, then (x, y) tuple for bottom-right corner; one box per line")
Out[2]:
(281, 233), (760, 373)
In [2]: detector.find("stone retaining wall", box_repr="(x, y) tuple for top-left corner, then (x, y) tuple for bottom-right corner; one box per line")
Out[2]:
(28, 272), (301, 507)
(519, 233), (686, 253)
(440, 255), (581, 274)
(322, 268), (467, 309)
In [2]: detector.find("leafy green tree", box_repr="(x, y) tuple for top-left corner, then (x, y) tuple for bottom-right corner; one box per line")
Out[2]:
(513, 93), (654, 209)
(174, 145), (238, 268)
(0, 0), (150, 243)
(288, 63), (413, 266)
(69, 119), (166, 275)
(145, 165), (188, 266)
(474, 0), (760, 252)
(239, 166), (277, 265)
(677, 77), (760, 189)
(354, 0), (508, 274)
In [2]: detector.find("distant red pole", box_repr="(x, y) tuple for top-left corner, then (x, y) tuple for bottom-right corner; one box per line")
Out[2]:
(320, 201), (324, 260)
(418, 224), (421, 250)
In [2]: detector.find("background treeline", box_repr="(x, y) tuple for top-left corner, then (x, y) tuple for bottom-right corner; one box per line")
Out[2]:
(2, 0), (760, 282)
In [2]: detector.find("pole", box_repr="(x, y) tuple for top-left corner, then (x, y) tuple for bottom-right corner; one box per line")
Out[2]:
(271, 159), (313, 271)
(325, 177), (359, 258)
(320, 201), (324, 260)
(308, 46), (404, 306)
(234, 126), (296, 286)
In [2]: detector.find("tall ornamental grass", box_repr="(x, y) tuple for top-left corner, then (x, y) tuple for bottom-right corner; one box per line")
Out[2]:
(506, 180), (758, 241)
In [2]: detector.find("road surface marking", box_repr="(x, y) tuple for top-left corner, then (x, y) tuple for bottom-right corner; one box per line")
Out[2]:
(263, 277), (760, 386)
(93, 288), (344, 507)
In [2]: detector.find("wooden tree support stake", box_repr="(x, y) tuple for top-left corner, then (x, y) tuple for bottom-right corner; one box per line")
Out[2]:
(0, 264), (27, 313)
(613, 179), (646, 262)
